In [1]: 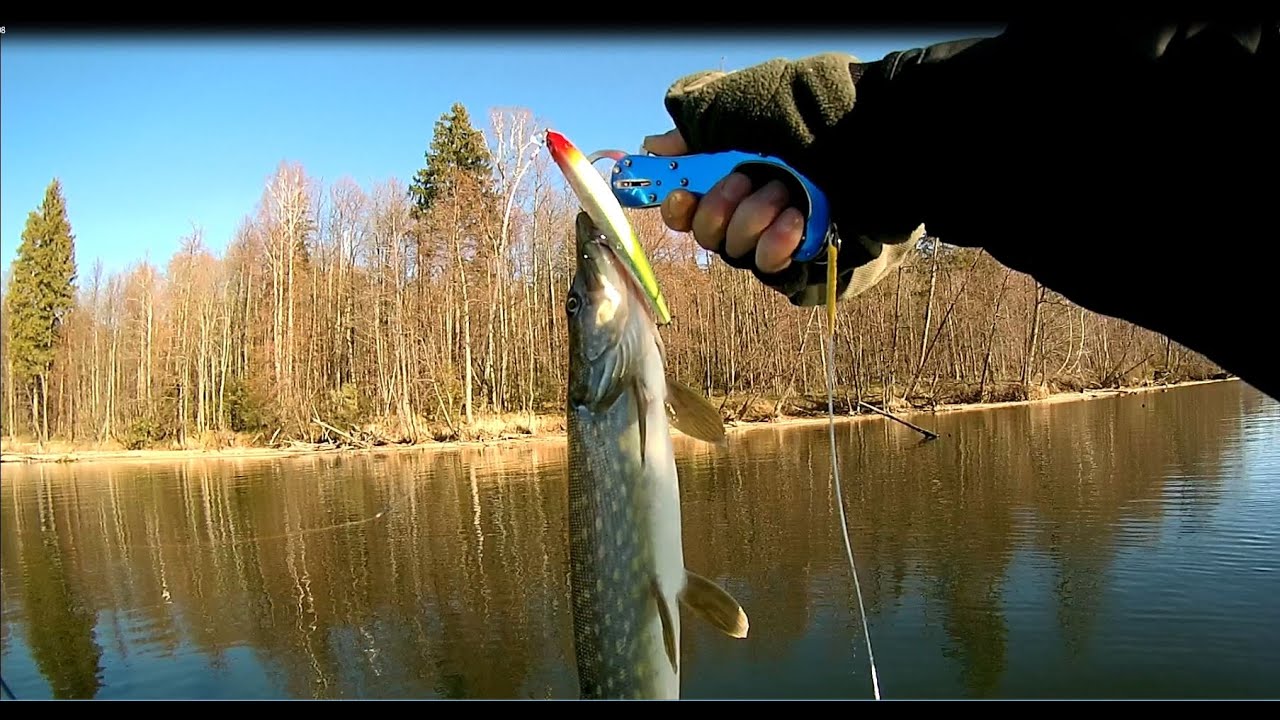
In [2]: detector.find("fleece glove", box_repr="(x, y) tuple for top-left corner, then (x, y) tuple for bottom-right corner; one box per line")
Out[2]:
(660, 52), (925, 307)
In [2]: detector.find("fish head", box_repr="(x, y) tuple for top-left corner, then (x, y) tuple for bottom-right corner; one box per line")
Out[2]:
(566, 210), (655, 408)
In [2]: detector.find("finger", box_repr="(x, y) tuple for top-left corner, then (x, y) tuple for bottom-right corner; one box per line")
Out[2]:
(642, 129), (688, 156)
(691, 172), (752, 252)
(755, 207), (805, 274)
(724, 180), (790, 260)
(660, 190), (696, 233)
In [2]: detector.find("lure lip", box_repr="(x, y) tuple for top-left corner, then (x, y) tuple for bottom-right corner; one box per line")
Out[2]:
(545, 129), (594, 174)
(544, 128), (673, 326)
(544, 129), (571, 162)
(545, 129), (626, 170)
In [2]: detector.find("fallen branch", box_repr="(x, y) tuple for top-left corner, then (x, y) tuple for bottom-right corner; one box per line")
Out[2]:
(287, 439), (337, 452)
(311, 417), (372, 449)
(857, 401), (939, 441)
(430, 379), (457, 440)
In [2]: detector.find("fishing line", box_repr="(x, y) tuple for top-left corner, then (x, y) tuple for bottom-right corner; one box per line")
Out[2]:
(0, 486), (401, 702)
(823, 241), (882, 700)
(91, 481), (417, 551)
(0, 478), (424, 701)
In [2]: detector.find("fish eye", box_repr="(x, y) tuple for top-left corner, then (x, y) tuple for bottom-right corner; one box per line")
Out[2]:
(566, 294), (580, 315)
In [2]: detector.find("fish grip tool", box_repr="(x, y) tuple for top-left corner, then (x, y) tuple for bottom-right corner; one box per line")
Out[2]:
(607, 150), (834, 263)
(602, 147), (883, 699)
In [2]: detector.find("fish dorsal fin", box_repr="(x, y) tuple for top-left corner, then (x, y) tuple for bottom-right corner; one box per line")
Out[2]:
(650, 576), (679, 674)
(680, 570), (749, 639)
(665, 377), (726, 445)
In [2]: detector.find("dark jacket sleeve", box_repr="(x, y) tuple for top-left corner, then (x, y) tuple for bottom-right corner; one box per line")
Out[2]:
(879, 21), (1280, 401)
(665, 21), (1280, 400)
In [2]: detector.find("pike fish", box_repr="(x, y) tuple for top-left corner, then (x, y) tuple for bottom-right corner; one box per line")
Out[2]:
(564, 209), (748, 700)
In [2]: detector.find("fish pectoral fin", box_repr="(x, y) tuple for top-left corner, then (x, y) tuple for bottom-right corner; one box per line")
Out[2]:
(650, 576), (679, 674)
(665, 376), (727, 445)
(680, 570), (750, 639)
(632, 377), (648, 466)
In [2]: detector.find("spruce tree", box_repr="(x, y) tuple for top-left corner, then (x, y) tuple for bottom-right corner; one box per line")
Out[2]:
(409, 102), (494, 219)
(3, 179), (78, 445)
(407, 102), (495, 427)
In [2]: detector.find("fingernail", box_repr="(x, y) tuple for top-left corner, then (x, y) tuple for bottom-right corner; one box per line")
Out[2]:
(719, 173), (751, 202)
(763, 180), (789, 204)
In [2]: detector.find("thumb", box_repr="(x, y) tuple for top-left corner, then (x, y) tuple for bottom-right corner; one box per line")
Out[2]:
(642, 129), (689, 156)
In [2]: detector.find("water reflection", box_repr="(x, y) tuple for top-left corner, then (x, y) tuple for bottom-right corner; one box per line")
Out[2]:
(2, 381), (1277, 699)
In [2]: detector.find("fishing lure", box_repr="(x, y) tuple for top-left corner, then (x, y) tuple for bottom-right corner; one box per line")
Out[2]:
(543, 130), (672, 326)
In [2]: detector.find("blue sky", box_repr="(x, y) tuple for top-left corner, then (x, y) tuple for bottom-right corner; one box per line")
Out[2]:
(1, 29), (1000, 283)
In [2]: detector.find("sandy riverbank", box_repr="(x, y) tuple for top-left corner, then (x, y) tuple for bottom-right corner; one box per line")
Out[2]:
(0, 378), (1237, 466)
(715, 377), (1239, 438)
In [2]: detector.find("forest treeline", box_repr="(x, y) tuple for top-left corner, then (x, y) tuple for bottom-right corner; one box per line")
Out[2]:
(1, 103), (1225, 451)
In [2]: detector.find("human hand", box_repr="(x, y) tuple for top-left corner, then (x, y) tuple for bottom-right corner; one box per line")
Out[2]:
(642, 128), (805, 275)
(648, 53), (924, 307)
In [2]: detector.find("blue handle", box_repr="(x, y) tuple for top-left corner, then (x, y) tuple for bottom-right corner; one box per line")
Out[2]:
(610, 150), (835, 263)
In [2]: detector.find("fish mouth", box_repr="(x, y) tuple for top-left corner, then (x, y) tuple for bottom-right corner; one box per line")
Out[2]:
(576, 211), (617, 267)
(575, 211), (630, 295)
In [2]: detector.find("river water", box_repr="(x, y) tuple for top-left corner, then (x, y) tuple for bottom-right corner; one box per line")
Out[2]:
(2, 380), (1277, 700)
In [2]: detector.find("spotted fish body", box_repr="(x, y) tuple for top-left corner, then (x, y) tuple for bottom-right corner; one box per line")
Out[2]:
(564, 210), (748, 700)
(566, 344), (684, 698)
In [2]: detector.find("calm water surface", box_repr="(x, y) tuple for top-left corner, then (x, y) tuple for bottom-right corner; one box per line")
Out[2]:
(2, 381), (1278, 700)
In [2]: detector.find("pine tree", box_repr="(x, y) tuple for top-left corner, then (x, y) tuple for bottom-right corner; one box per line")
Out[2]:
(3, 179), (78, 446)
